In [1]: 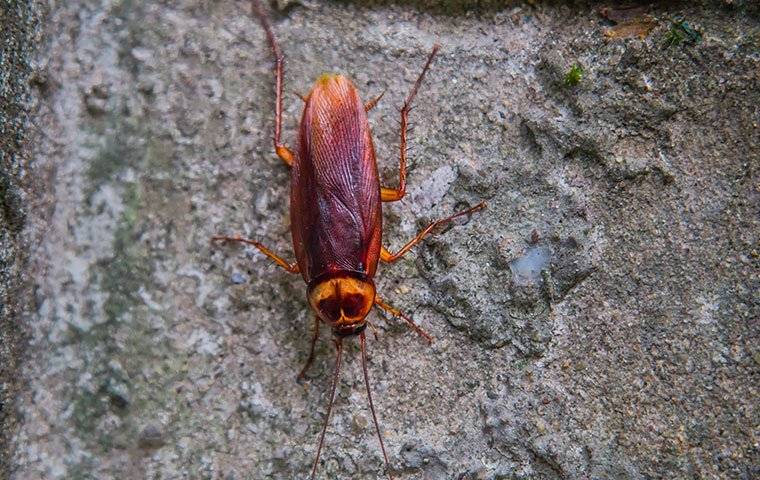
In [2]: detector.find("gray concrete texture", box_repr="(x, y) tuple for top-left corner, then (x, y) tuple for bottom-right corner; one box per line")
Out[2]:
(3, 0), (759, 479)
(1, 0), (42, 477)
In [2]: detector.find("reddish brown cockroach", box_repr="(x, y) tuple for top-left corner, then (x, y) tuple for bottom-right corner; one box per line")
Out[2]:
(214, 2), (485, 478)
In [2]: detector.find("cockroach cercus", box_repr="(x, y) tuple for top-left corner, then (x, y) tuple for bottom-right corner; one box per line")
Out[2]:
(213, 1), (485, 478)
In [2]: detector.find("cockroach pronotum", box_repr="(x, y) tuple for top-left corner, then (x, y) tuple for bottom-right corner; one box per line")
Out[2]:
(213, 2), (485, 478)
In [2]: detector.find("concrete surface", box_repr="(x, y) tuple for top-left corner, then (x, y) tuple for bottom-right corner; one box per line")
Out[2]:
(3, 0), (759, 479)
(1, 0), (42, 477)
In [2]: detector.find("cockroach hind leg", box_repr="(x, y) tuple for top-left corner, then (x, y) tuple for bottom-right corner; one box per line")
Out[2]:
(210, 234), (300, 273)
(374, 297), (433, 344)
(250, 0), (294, 168)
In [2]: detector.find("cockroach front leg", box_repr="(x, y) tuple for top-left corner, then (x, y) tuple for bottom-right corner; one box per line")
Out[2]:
(211, 234), (299, 273)
(297, 316), (320, 382)
(381, 44), (440, 202)
(380, 201), (485, 263)
(374, 297), (433, 343)
(251, 0), (295, 167)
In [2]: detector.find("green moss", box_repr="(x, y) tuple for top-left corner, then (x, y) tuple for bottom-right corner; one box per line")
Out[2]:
(664, 18), (702, 47)
(66, 187), (143, 446)
(70, 388), (108, 437)
(102, 185), (147, 320)
(65, 459), (100, 480)
(563, 63), (583, 87)
(83, 119), (143, 201)
(57, 1), (198, 473)
(67, 125), (186, 463)
(145, 136), (174, 173)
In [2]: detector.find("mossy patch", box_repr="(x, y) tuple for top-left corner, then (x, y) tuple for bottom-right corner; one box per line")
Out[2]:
(83, 119), (142, 202)
(664, 18), (702, 47)
(66, 120), (187, 463)
(564, 63), (583, 87)
(66, 178), (150, 449)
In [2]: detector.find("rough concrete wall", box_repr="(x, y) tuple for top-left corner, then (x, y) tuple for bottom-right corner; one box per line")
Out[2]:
(8, 1), (760, 479)
(1, 1), (42, 478)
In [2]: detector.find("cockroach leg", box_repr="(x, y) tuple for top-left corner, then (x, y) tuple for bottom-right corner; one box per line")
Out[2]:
(380, 44), (440, 203)
(311, 338), (344, 480)
(360, 333), (394, 480)
(275, 145), (295, 168)
(297, 316), (320, 382)
(364, 90), (386, 112)
(211, 234), (300, 273)
(380, 201), (486, 263)
(374, 297), (433, 343)
(251, 0), (294, 167)
(366, 320), (380, 341)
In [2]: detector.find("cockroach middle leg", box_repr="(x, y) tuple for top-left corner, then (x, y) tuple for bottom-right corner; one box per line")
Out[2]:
(374, 297), (433, 343)
(251, 0), (295, 167)
(380, 44), (440, 203)
(297, 316), (320, 382)
(380, 201), (486, 263)
(211, 234), (299, 273)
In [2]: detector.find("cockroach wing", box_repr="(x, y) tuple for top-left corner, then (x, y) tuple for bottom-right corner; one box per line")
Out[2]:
(291, 75), (382, 285)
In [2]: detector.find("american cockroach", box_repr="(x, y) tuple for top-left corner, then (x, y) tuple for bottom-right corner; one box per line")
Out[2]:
(213, 2), (485, 478)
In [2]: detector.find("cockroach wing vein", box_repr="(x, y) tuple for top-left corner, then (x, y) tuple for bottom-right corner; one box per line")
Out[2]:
(291, 76), (382, 283)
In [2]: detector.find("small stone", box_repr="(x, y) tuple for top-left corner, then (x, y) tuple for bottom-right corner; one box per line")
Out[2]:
(352, 413), (368, 432)
(138, 424), (166, 449)
(106, 381), (131, 409)
(275, 0), (299, 10)
(130, 47), (152, 62)
(85, 95), (107, 115)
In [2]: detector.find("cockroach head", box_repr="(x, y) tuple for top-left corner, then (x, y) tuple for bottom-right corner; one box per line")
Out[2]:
(307, 272), (375, 336)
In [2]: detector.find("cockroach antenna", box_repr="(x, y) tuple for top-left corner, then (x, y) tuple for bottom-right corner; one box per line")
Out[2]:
(360, 332), (393, 479)
(310, 338), (344, 479)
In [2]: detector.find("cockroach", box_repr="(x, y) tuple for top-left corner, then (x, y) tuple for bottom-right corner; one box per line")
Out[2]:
(213, 2), (485, 478)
